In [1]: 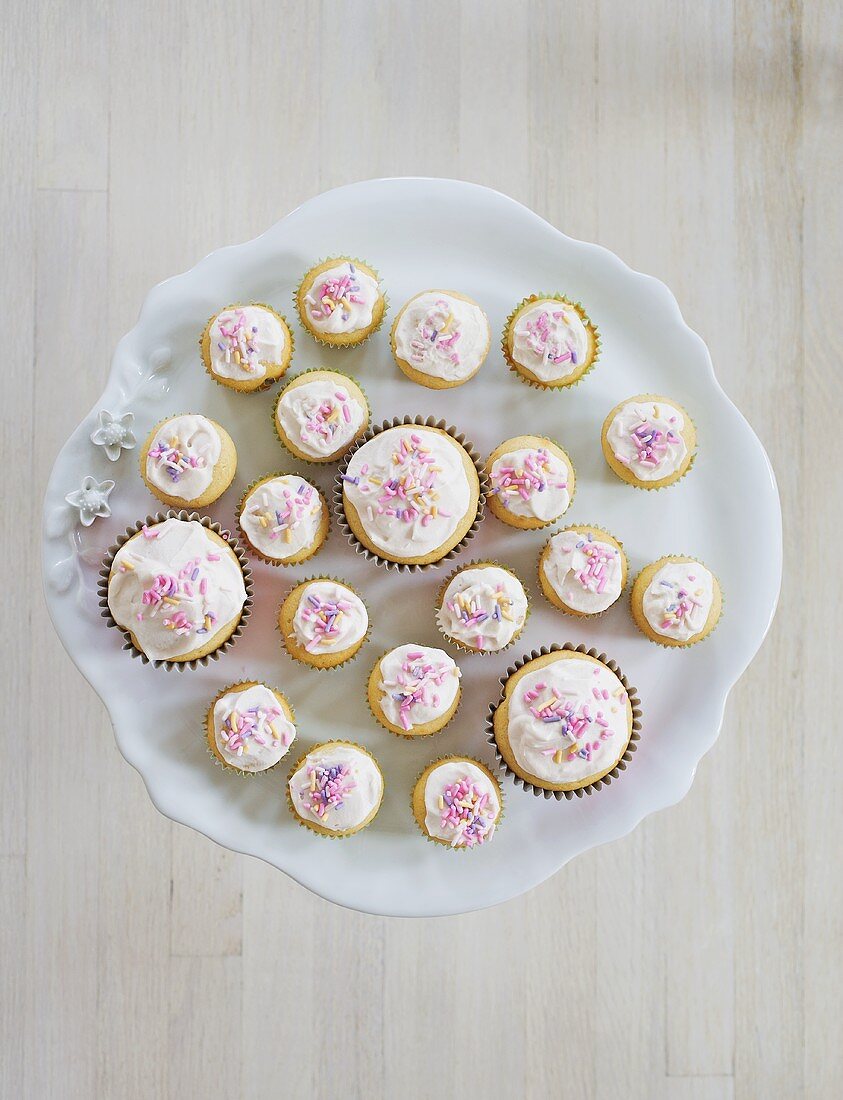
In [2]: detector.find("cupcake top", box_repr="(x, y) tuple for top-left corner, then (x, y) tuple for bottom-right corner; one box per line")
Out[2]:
(145, 414), (221, 502)
(239, 475), (324, 561)
(489, 445), (571, 522)
(302, 261), (380, 336)
(511, 300), (589, 382)
(543, 530), (624, 614)
(641, 560), (715, 641)
(291, 580), (368, 655)
(212, 684), (296, 772)
(438, 565), (528, 652)
(342, 426), (473, 558)
(276, 375), (367, 459)
(108, 518), (247, 661)
(376, 644), (461, 732)
(506, 656), (629, 785)
(393, 291), (489, 383)
(606, 398), (688, 481)
(208, 306), (287, 382)
(422, 760), (500, 848)
(288, 743), (383, 833)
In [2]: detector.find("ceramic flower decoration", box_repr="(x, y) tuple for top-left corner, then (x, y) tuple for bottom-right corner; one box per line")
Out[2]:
(91, 410), (136, 461)
(66, 475), (115, 527)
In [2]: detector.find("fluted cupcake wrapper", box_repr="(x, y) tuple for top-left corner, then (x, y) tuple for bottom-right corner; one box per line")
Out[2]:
(628, 555), (724, 648)
(485, 643), (642, 800)
(202, 680), (297, 778)
(276, 574), (372, 671)
(271, 368), (372, 466)
(501, 294), (601, 392)
(293, 257), (388, 349)
(410, 755), (506, 850)
(200, 302), (295, 393)
(285, 740), (384, 838)
(98, 510), (254, 671)
(537, 524), (628, 619)
(434, 558), (531, 655)
(484, 434), (578, 531)
(365, 649), (464, 739)
(236, 470), (330, 567)
(333, 415), (488, 573)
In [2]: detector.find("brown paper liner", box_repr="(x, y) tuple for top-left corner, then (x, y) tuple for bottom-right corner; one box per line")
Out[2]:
(366, 647), (463, 738)
(600, 395), (697, 490)
(333, 415), (488, 572)
(629, 555), (724, 647)
(484, 434), (577, 530)
(236, 471), (330, 567)
(203, 680), (297, 778)
(410, 755), (505, 849)
(293, 257), (388, 349)
(501, 295), (601, 391)
(200, 302), (295, 393)
(537, 524), (628, 618)
(271, 368), (371, 466)
(285, 740), (384, 837)
(276, 574), (372, 671)
(98, 510), (253, 671)
(434, 559), (530, 654)
(485, 643), (642, 800)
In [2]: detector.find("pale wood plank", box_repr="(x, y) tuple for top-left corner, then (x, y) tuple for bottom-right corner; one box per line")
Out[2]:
(170, 825), (242, 959)
(167, 957), (242, 1099)
(0, 856), (25, 1100)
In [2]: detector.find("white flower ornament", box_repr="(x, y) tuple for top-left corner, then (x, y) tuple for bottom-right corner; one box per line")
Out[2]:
(91, 410), (136, 461)
(65, 475), (115, 527)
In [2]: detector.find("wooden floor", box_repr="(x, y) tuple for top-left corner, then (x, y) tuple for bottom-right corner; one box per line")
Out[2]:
(3, 2), (840, 1097)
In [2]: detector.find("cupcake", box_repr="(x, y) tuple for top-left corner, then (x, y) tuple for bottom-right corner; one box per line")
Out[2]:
(485, 435), (575, 529)
(339, 424), (482, 567)
(274, 370), (369, 463)
(503, 295), (599, 389)
(205, 681), (296, 774)
(201, 303), (293, 392)
(538, 526), (627, 616)
(238, 474), (328, 566)
(412, 757), (502, 848)
(390, 290), (490, 388)
(106, 517), (248, 664)
(491, 649), (635, 794)
(436, 562), (528, 653)
(630, 556), (722, 647)
(287, 742), (384, 837)
(140, 414), (236, 508)
(602, 394), (696, 489)
(367, 644), (461, 737)
(278, 578), (369, 669)
(296, 258), (385, 347)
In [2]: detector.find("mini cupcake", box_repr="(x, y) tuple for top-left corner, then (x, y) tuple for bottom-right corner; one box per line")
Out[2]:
(105, 516), (248, 664)
(205, 681), (296, 774)
(201, 303), (293, 392)
(296, 258), (385, 347)
(140, 414), (236, 508)
(238, 474), (328, 566)
(485, 435), (575, 529)
(630, 556), (722, 647)
(538, 526), (627, 617)
(602, 394), (696, 489)
(278, 577), (369, 669)
(503, 295), (599, 389)
(390, 290), (490, 388)
(339, 423), (482, 567)
(491, 648), (636, 794)
(367, 644), (461, 737)
(412, 757), (502, 848)
(436, 562), (529, 653)
(287, 742), (384, 837)
(274, 370), (369, 463)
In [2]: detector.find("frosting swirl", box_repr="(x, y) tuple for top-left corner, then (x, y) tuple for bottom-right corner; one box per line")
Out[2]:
(393, 292), (489, 383)
(642, 560), (714, 641)
(291, 580), (368, 654)
(239, 475), (324, 561)
(512, 301), (588, 382)
(212, 684), (296, 772)
(377, 644), (460, 731)
(606, 399), (688, 481)
(543, 531), (623, 614)
(209, 306), (287, 381)
(438, 566), (528, 652)
(145, 414), (221, 502)
(276, 377), (366, 459)
(303, 261), (379, 335)
(422, 761), (500, 848)
(289, 744), (383, 833)
(489, 446), (571, 521)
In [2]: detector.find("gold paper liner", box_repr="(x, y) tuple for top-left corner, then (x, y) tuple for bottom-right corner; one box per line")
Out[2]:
(484, 434), (577, 530)
(203, 680), (297, 778)
(271, 368), (372, 466)
(199, 302), (295, 393)
(501, 294), (601, 391)
(389, 289), (491, 390)
(276, 574), (372, 671)
(434, 559), (531, 655)
(139, 411), (238, 509)
(365, 647), (463, 738)
(333, 415), (488, 573)
(600, 395), (697, 490)
(485, 643), (642, 800)
(537, 524), (628, 619)
(628, 555), (724, 648)
(293, 257), (388, 349)
(410, 754), (505, 850)
(285, 740), (384, 838)
(98, 510), (254, 671)
(236, 471), (330, 567)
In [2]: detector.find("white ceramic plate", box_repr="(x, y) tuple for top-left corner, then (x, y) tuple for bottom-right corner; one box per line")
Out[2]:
(42, 178), (781, 917)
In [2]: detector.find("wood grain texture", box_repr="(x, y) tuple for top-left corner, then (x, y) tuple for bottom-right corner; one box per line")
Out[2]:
(2, 1), (840, 1097)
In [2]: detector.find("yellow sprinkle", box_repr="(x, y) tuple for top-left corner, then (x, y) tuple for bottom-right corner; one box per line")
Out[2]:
(121, 560), (135, 570)
(431, 505), (437, 518)
(259, 516), (268, 528)
(654, 404), (660, 418)
(553, 750), (564, 764)
(204, 615), (212, 631)
(285, 529), (292, 542)
(438, 795), (444, 809)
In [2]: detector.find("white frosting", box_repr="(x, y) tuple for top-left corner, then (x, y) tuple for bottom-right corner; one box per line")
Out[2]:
(511, 300), (589, 382)
(606, 399), (688, 481)
(209, 306), (286, 382)
(239, 475), (325, 561)
(291, 580), (368, 654)
(423, 761), (500, 848)
(489, 446), (571, 521)
(506, 657), (630, 785)
(377, 644), (460, 731)
(437, 566), (528, 652)
(543, 531), (624, 614)
(145, 414), (221, 502)
(108, 518), (247, 661)
(393, 292), (489, 382)
(303, 261), (380, 335)
(212, 684), (296, 772)
(289, 744), (383, 833)
(276, 377), (366, 459)
(642, 560), (715, 641)
(343, 427), (473, 558)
